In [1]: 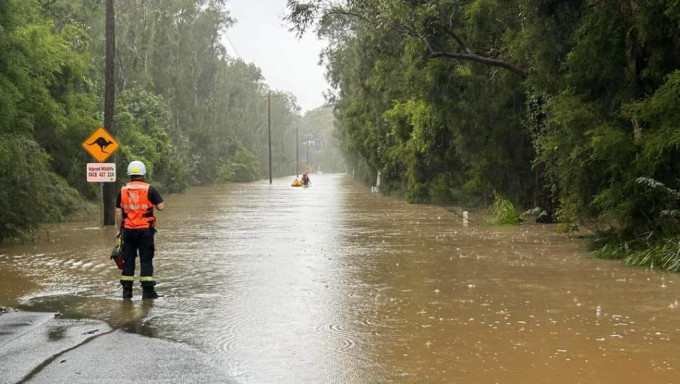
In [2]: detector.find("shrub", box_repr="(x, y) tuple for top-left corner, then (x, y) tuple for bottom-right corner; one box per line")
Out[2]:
(487, 192), (520, 225)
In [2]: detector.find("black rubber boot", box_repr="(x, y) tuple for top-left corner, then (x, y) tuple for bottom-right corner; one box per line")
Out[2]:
(142, 286), (160, 300)
(122, 282), (133, 300)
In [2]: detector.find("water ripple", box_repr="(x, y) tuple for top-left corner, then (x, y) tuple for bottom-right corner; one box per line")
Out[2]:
(315, 322), (356, 353)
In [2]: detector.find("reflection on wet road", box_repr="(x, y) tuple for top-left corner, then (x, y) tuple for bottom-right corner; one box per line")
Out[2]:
(2, 174), (680, 382)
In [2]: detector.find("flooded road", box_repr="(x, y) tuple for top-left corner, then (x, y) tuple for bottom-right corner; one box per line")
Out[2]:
(2, 173), (680, 383)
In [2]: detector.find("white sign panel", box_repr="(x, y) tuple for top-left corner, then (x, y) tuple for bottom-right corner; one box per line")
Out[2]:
(87, 163), (116, 182)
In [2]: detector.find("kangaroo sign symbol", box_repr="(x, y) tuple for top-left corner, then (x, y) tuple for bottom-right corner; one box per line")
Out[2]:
(82, 126), (119, 162)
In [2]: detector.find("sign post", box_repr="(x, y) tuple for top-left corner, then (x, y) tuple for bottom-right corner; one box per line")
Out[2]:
(82, 126), (120, 225)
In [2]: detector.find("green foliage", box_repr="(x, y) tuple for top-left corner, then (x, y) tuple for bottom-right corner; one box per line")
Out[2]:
(0, 0), (94, 240)
(593, 233), (680, 273)
(6, 0), (680, 271)
(304, 0), (535, 207)
(289, 0), (680, 258)
(216, 140), (262, 183)
(487, 192), (521, 226)
(1, 0), (322, 240)
(299, 106), (346, 174)
(624, 238), (680, 272)
(56, 0), (307, 188)
(0, 135), (85, 241)
(628, 177), (680, 236)
(115, 86), (189, 193)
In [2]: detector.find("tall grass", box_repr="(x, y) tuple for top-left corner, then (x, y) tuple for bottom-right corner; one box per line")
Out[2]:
(487, 192), (520, 225)
(592, 177), (680, 272)
(594, 235), (680, 272)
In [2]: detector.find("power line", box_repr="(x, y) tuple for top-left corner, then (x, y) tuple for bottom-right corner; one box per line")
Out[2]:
(224, 33), (241, 59)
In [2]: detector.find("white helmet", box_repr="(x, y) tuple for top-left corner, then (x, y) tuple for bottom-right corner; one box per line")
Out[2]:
(127, 160), (147, 176)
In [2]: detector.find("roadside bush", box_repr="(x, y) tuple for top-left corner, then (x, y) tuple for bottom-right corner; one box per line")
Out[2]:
(216, 139), (261, 183)
(0, 135), (85, 241)
(487, 192), (521, 225)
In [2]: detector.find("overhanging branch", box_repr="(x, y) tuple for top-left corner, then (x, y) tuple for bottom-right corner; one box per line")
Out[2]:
(401, 18), (528, 79)
(286, 1), (530, 79)
(430, 51), (529, 78)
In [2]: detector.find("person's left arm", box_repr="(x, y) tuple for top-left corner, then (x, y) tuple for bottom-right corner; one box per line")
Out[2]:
(149, 186), (165, 211)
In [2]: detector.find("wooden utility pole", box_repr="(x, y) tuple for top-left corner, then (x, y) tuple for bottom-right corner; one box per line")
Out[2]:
(296, 126), (299, 178)
(268, 92), (272, 184)
(102, 0), (116, 226)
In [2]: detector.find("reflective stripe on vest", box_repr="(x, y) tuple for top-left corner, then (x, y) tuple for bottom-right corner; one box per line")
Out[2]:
(121, 181), (154, 229)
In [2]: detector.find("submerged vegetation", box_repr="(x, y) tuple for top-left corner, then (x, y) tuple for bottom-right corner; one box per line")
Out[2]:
(592, 177), (680, 270)
(487, 193), (521, 226)
(594, 234), (680, 272)
(286, 0), (680, 271)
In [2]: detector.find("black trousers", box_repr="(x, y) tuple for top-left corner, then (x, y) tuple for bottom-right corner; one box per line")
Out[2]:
(120, 228), (155, 287)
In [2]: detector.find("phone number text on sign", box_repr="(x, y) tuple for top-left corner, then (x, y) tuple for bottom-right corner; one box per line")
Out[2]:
(87, 163), (116, 182)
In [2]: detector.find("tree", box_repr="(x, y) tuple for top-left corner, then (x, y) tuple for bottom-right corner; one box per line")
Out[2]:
(286, 0), (529, 77)
(300, 106), (347, 174)
(287, 0), (535, 205)
(0, 0), (90, 240)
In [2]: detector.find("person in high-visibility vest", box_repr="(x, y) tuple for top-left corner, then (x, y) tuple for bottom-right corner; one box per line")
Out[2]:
(115, 160), (165, 300)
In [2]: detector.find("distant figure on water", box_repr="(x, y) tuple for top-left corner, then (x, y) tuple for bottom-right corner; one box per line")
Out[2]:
(87, 136), (114, 153)
(115, 160), (165, 300)
(302, 172), (310, 186)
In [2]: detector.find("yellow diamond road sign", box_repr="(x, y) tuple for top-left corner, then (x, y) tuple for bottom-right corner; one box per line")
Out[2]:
(82, 126), (119, 162)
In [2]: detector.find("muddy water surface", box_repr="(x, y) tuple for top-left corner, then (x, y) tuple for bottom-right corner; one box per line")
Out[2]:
(1, 174), (680, 383)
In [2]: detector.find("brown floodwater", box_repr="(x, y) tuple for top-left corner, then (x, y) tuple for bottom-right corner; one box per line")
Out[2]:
(1, 173), (680, 383)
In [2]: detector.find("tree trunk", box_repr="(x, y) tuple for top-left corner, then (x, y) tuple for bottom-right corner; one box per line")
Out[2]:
(534, 162), (556, 223)
(527, 91), (556, 223)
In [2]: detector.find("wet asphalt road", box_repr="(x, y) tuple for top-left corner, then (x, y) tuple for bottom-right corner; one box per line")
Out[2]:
(0, 310), (234, 384)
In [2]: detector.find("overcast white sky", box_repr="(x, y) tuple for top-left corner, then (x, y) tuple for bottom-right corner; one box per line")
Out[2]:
(223, 0), (329, 114)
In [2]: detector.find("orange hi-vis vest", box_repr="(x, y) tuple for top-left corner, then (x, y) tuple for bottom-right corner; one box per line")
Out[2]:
(120, 181), (156, 229)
